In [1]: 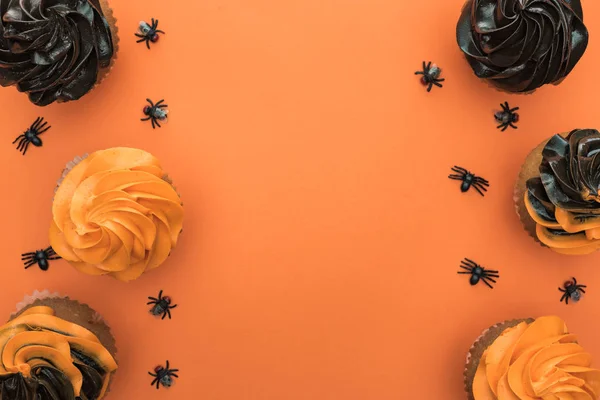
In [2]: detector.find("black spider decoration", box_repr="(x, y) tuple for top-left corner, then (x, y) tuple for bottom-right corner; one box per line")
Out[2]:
(135, 18), (165, 49)
(457, 258), (499, 289)
(415, 61), (444, 92)
(147, 290), (178, 320)
(22, 247), (61, 271)
(448, 166), (489, 197)
(149, 360), (179, 389)
(495, 102), (519, 131)
(559, 277), (586, 304)
(141, 98), (168, 129)
(13, 117), (51, 155)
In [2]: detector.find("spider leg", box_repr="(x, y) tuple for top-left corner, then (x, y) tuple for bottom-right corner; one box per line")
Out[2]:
(146, 301), (157, 305)
(473, 183), (488, 192)
(150, 377), (158, 386)
(426, 83), (433, 92)
(12, 134), (25, 144)
(167, 309), (172, 319)
(498, 123), (508, 132)
(414, 71), (424, 75)
(156, 29), (165, 34)
(480, 278), (494, 289)
(22, 142), (30, 155)
(572, 278), (577, 285)
(578, 284), (587, 288)
(141, 116), (151, 122)
(509, 107), (519, 112)
(162, 311), (168, 320)
(432, 81), (443, 88)
(472, 185), (485, 196)
(151, 119), (156, 129)
(157, 104), (168, 108)
(151, 18), (157, 29)
(483, 269), (499, 274)
(136, 38), (146, 43)
(426, 61), (431, 71)
(579, 288), (586, 293)
(452, 166), (467, 174)
(458, 265), (473, 271)
(135, 33), (145, 38)
(422, 61), (426, 72)
(37, 125), (51, 135)
(473, 177), (489, 185)
(47, 256), (61, 260)
(170, 373), (179, 378)
(460, 261), (477, 269)
(21, 252), (35, 257)
(149, 372), (157, 377)
(560, 292), (567, 303)
(31, 116), (42, 129)
(158, 289), (164, 299)
(463, 258), (479, 267)
(155, 99), (165, 107)
(457, 272), (472, 275)
(448, 176), (464, 180)
(148, 296), (159, 301)
(156, 380), (160, 389)
(23, 260), (37, 268)
(434, 78), (445, 82)
(481, 276), (497, 283)
(36, 121), (48, 131)
(558, 287), (566, 292)
(169, 304), (178, 309)
(16, 138), (27, 150)
(146, 40), (151, 50)
(166, 360), (170, 370)
(155, 119), (162, 128)
(565, 295), (569, 305)
(509, 123), (518, 129)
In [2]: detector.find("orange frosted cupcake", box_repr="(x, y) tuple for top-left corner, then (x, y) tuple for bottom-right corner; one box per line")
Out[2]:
(49, 148), (184, 282)
(0, 292), (117, 399)
(515, 129), (600, 255)
(464, 316), (600, 400)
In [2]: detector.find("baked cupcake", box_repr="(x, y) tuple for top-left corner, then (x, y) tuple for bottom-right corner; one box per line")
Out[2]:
(49, 148), (184, 282)
(515, 129), (600, 255)
(465, 316), (600, 399)
(0, 291), (117, 399)
(456, 0), (588, 93)
(0, 0), (118, 106)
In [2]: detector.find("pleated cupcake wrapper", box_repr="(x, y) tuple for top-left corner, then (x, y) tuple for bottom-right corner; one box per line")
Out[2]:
(463, 319), (533, 400)
(11, 290), (118, 399)
(93, 0), (119, 91)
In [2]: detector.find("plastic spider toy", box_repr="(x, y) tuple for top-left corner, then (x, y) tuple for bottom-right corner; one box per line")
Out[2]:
(135, 18), (165, 49)
(415, 61), (444, 92)
(12, 117), (51, 155)
(149, 360), (179, 389)
(495, 102), (519, 131)
(457, 258), (499, 289)
(22, 247), (61, 271)
(559, 277), (586, 304)
(448, 166), (489, 197)
(147, 290), (178, 320)
(141, 98), (168, 129)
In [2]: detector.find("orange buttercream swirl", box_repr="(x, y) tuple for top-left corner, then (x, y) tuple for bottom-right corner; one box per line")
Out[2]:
(473, 316), (600, 400)
(49, 148), (184, 282)
(525, 129), (600, 255)
(0, 306), (117, 399)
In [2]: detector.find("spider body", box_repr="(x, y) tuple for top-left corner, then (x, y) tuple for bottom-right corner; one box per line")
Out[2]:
(149, 360), (179, 389)
(135, 18), (165, 49)
(495, 102), (519, 131)
(22, 247), (60, 271)
(147, 290), (178, 320)
(141, 98), (168, 129)
(457, 258), (499, 289)
(559, 278), (586, 304)
(13, 117), (51, 155)
(415, 61), (444, 92)
(448, 166), (489, 196)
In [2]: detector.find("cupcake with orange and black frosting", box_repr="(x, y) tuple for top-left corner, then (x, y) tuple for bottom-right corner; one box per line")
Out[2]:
(49, 148), (184, 282)
(0, 291), (117, 399)
(464, 316), (600, 399)
(0, 0), (118, 106)
(515, 129), (600, 255)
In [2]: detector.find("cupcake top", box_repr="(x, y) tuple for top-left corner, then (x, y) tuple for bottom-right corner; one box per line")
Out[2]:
(0, 0), (114, 106)
(0, 305), (117, 400)
(457, 0), (588, 93)
(49, 147), (184, 282)
(472, 316), (600, 399)
(525, 129), (600, 254)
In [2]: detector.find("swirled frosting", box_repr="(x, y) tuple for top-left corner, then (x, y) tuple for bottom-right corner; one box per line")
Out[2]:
(49, 148), (184, 282)
(0, 306), (117, 400)
(457, 0), (588, 92)
(473, 316), (600, 399)
(525, 129), (600, 255)
(0, 0), (114, 106)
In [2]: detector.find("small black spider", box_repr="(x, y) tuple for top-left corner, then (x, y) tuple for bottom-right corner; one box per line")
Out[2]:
(22, 247), (61, 271)
(448, 166), (489, 197)
(141, 98), (168, 129)
(457, 258), (499, 289)
(13, 117), (51, 155)
(135, 18), (165, 49)
(495, 102), (519, 131)
(149, 360), (179, 389)
(559, 277), (586, 305)
(147, 290), (178, 320)
(415, 61), (444, 92)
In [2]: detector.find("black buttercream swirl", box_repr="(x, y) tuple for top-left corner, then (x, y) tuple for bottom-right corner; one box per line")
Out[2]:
(457, 0), (589, 92)
(527, 129), (600, 224)
(0, 0), (114, 106)
(0, 364), (105, 400)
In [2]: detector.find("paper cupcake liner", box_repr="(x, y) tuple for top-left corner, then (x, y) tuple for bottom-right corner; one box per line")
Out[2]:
(94, 0), (119, 89)
(464, 318), (533, 400)
(11, 291), (118, 398)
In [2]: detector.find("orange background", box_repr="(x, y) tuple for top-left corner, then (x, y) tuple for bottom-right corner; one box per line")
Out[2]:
(1, 0), (600, 398)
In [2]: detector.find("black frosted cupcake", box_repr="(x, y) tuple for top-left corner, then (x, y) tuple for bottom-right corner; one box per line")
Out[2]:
(456, 0), (588, 93)
(0, 0), (118, 106)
